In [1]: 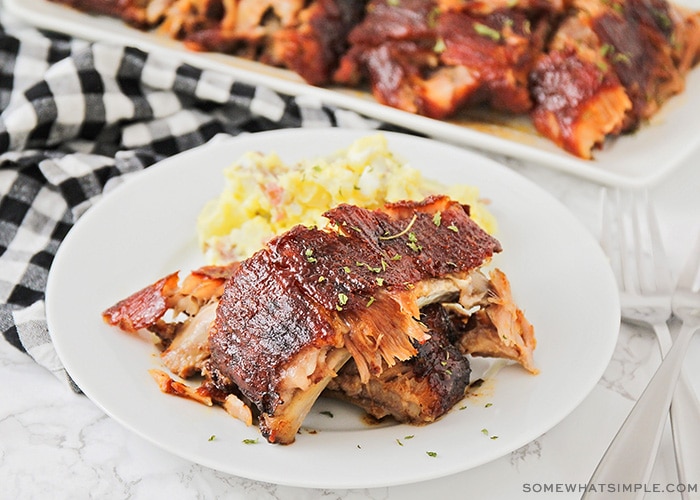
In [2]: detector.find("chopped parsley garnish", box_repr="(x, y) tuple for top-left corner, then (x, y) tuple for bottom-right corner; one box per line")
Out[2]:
(208, 435), (216, 441)
(600, 43), (614, 57)
(433, 37), (446, 54)
(481, 428), (498, 440)
(356, 261), (382, 273)
(447, 224), (459, 233)
(427, 7), (441, 28)
(474, 22), (501, 42)
(407, 232), (422, 252)
(304, 248), (317, 263)
(613, 52), (632, 65)
(426, 451), (438, 458)
(432, 211), (442, 226)
(242, 438), (259, 444)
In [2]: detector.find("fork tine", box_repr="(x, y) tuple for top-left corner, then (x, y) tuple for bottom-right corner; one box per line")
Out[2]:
(676, 231), (700, 294)
(601, 189), (668, 298)
(616, 189), (640, 296)
(630, 190), (672, 296)
(601, 188), (624, 289)
(642, 190), (673, 294)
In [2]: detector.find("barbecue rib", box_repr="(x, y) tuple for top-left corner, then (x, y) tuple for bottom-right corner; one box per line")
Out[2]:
(530, 0), (700, 158)
(103, 196), (536, 444)
(208, 195), (506, 443)
(333, 0), (561, 118)
(49, 0), (700, 159)
(48, 0), (365, 85)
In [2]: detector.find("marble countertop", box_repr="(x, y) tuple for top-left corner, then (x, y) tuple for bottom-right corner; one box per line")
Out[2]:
(2, 146), (700, 500)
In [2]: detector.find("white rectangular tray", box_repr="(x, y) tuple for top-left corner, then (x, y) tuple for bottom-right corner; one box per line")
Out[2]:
(6, 0), (700, 187)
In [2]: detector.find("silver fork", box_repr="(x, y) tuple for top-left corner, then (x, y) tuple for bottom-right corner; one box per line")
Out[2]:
(586, 190), (700, 498)
(670, 231), (700, 489)
(584, 224), (700, 499)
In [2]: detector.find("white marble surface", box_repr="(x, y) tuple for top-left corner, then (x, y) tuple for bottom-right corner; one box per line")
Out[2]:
(2, 144), (700, 500)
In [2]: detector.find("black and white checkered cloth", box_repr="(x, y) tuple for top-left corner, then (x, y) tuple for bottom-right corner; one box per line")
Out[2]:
(0, 11), (396, 392)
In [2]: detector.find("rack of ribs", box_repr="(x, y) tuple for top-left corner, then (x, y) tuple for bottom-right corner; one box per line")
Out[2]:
(47, 0), (366, 85)
(103, 195), (536, 444)
(48, 0), (700, 159)
(530, 0), (700, 158)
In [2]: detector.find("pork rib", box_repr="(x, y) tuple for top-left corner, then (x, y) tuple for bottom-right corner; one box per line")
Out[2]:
(530, 0), (700, 158)
(208, 195), (502, 443)
(103, 196), (536, 444)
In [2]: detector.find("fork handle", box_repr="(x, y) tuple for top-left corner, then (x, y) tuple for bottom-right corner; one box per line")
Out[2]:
(582, 323), (698, 500)
(653, 324), (700, 499)
(670, 370), (700, 499)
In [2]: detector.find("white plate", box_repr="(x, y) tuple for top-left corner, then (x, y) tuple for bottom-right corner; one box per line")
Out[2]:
(7, 0), (700, 188)
(45, 129), (620, 489)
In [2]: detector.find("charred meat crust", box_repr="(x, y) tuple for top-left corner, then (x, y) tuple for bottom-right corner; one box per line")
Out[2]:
(208, 195), (500, 423)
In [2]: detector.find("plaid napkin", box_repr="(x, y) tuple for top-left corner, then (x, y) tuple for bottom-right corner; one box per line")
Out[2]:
(0, 11), (392, 392)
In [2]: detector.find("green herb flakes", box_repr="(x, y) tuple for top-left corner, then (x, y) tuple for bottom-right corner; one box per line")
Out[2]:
(407, 232), (422, 252)
(474, 22), (501, 41)
(433, 37), (446, 54)
(304, 248), (317, 263)
(356, 261), (382, 273)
